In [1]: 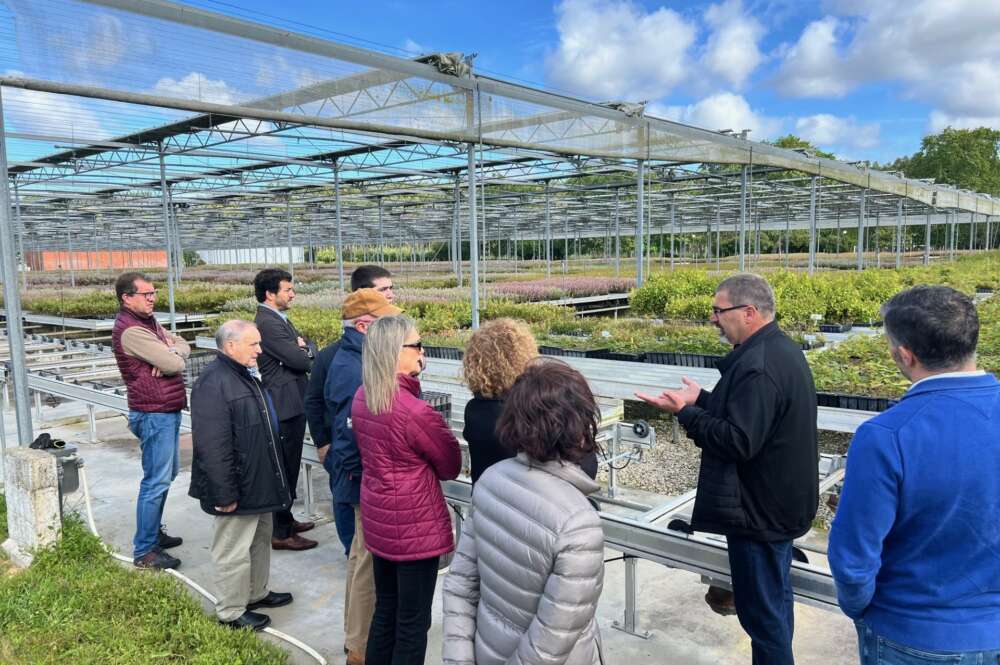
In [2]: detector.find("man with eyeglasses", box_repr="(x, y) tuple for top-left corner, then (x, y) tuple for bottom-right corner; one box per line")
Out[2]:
(112, 271), (191, 570)
(638, 273), (818, 665)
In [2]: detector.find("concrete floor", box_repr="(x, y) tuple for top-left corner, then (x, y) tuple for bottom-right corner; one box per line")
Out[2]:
(7, 402), (859, 665)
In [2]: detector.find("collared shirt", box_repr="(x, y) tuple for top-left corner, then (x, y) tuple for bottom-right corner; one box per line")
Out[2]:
(258, 302), (288, 322)
(908, 369), (986, 391)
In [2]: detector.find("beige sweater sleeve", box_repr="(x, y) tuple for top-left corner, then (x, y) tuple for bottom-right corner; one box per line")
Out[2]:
(120, 327), (186, 375)
(167, 331), (191, 359)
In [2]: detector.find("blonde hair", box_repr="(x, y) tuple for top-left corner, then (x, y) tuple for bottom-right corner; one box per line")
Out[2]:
(462, 318), (538, 399)
(362, 315), (416, 415)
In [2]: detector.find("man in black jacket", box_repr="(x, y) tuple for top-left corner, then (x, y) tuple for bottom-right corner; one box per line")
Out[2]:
(303, 265), (394, 558)
(254, 268), (318, 551)
(189, 320), (294, 631)
(639, 273), (818, 665)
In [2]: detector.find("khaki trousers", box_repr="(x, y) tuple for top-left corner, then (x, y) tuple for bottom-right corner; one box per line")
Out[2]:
(344, 506), (376, 653)
(211, 512), (273, 622)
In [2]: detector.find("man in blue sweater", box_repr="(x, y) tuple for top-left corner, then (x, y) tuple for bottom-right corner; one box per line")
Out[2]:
(829, 285), (1000, 664)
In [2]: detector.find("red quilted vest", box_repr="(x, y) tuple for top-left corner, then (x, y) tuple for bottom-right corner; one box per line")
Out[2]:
(111, 308), (187, 413)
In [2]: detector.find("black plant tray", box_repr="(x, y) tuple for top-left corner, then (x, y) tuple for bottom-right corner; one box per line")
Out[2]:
(643, 352), (723, 368)
(424, 345), (463, 360)
(589, 350), (647, 363)
(818, 323), (853, 333)
(816, 392), (891, 412)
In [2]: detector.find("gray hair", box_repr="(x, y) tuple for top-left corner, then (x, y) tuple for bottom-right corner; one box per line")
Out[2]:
(362, 315), (416, 415)
(215, 319), (255, 351)
(716, 273), (775, 319)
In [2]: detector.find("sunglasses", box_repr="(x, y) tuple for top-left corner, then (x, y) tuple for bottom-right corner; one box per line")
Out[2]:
(403, 341), (423, 351)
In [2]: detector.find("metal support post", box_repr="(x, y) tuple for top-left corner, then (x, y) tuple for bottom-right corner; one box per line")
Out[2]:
(636, 159), (645, 286)
(66, 205), (76, 288)
(285, 198), (294, 279)
(378, 197), (385, 264)
(563, 215), (568, 274)
(808, 176), (817, 275)
(544, 181), (552, 277)
(0, 86), (33, 444)
(612, 556), (651, 639)
(857, 189), (866, 271)
(924, 210), (932, 265)
(739, 165), (748, 271)
(715, 206), (722, 271)
(987, 215), (993, 251)
(332, 162), (345, 290)
(895, 199), (904, 269)
(613, 189), (621, 277)
(34, 390), (43, 424)
(157, 142), (177, 332)
(467, 144), (480, 329)
(87, 404), (97, 443)
(970, 212), (976, 251)
(669, 195), (676, 271)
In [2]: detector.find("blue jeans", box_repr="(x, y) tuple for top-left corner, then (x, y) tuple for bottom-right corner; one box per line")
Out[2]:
(128, 411), (181, 558)
(727, 536), (796, 665)
(856, 621), (1000, 664)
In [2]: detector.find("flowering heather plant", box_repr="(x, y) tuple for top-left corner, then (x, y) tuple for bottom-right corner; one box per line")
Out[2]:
(490, 277), (635, 301)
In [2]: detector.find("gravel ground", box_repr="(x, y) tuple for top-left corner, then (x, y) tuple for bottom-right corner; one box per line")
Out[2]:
(603, 404), (855, 529)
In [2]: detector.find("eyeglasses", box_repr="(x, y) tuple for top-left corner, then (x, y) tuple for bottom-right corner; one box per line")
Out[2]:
(128, 290), (157, 300)
(711, 304), (751, 316)
(403, 341), (423, 351)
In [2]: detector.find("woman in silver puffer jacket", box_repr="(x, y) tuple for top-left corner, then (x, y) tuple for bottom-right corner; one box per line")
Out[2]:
(443, 358), (605, 665)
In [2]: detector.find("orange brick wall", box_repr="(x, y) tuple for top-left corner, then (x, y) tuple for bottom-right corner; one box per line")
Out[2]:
(25, 250), (168, 271)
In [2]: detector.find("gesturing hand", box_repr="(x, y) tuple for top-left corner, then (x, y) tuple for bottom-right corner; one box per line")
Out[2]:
(215, 502), (238, 513)
(151, 367), (163, 378)
(635, 376), (702, 414)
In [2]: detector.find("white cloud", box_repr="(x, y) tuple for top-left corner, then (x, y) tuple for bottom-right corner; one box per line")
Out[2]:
(546, 0), (697, 101)
(701, 0), (765, 89)
(69, 13), (128, 71)
(402, 39), (428, 56)
(651, 93), (783, 139)
(928, 110), (1000, 133)
(2, 69), (107, 140)
(795, 113), (880, 149)
(774, 17), (851, 96)
(150, 72), (242, 105)
(776, 0), (1000, 119)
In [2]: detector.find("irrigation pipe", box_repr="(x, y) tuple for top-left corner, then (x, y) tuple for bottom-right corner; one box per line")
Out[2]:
(79, 466), (328, 665)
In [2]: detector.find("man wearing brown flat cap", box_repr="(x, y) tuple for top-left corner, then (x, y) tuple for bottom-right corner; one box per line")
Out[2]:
(324, 288), (402, 665)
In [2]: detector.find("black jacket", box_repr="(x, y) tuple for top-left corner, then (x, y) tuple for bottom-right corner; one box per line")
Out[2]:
(188, 353), (292, 516)
(677, 321), (818, 541)
(464, 395), (600, 486)
(304, 340), (341, 447)
(255, 305), (316, 422)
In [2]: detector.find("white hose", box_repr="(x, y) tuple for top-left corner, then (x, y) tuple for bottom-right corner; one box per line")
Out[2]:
(79, 465), (328, 665)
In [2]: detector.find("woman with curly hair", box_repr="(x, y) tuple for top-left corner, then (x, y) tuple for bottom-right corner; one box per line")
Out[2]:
(462, 318), (597, 485)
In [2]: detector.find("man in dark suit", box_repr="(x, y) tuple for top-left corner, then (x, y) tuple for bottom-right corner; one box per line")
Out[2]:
(253, 268), (319, 551)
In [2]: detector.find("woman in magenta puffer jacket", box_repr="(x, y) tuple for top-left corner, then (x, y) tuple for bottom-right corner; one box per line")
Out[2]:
(351, 315), (461, 665)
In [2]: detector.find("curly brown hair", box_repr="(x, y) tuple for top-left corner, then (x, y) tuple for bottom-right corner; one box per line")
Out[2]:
(495, 358), (599, 465)
(462, 318), (538, 399)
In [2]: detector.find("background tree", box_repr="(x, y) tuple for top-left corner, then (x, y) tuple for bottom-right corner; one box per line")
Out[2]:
(890, 127), (1000, 196)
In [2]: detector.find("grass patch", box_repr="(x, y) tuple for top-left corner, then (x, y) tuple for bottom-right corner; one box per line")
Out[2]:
(0, 495), (288, 665)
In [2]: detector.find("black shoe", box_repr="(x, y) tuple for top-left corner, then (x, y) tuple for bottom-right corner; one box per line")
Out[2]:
(247, 591), (293, 610)
(158, 527), (183, 550)
(134, 548), (181, 570)
(220, 611), (271, 631)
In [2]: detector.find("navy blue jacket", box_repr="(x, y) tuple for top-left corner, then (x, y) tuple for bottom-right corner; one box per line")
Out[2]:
(829, 372), (1000, 652)
(304, 340), (341, 447)
(324, 328), (364, 504)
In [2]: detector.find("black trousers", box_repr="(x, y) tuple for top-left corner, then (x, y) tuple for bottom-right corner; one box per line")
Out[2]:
(273, 414), (306, 539)
(365, 554), (439, 665)
(727, 535), (796, 665)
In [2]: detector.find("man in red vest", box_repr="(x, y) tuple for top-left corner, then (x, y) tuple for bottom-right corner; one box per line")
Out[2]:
(112, 272), (191, 570)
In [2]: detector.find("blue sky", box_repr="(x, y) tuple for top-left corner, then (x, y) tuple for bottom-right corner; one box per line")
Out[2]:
(171, 0), (1000, 165)
(3, 0), (998, 167)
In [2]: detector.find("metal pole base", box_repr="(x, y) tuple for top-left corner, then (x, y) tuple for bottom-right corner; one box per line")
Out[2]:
(611, 556), (652, 640)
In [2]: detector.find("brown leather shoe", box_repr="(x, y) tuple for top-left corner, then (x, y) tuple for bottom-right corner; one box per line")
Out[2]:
(293, 520), (315, 533)
(346, 649), (365, 665)
(271, 534), (318, 551)
(704, 585), (737, 616)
